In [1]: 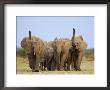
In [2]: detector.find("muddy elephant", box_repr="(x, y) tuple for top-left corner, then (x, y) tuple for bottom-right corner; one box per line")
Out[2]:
(67, 35), (87, 71)
(21, 31), (55, 72)
(40, 41), (54, 71)
(52, 28), (75, 71)
(21, 32), (41, 71)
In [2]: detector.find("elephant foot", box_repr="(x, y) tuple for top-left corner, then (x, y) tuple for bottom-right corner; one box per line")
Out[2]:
(32, 69), (39, 72)
(71, 68), (74, 71)
(30, 66), (32, 69)
(74, 68), (81, 71)
(60, 69), (64, 71)
(74, 66), (81, 71)
(57, 67), (60, 71)
(66, 67), (70, 71)
(59, 67), (64, 71)
(64, 68), (68, 71)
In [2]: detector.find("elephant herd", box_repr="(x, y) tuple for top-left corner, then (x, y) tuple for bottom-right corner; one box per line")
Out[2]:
(21, 28), (87, 72)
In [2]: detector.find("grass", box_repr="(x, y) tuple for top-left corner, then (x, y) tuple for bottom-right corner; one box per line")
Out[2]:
(16, 57), (94, 74)
(16, 48), (94, 74)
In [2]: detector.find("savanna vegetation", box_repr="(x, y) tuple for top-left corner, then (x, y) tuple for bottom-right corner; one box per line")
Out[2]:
(16, 48), (94, 74)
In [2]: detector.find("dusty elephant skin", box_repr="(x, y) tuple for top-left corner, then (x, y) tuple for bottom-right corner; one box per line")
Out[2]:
(21, 31), (55, 72)
(67, 35), (87, 71)
(31, 40), (55, 71)
(52, 28), (87, 71)
(52, 28), (75, 71)
(21, 36), (42, 72)
(20, 29), (87, 72)
(43, 41), (54, 71)
(52, 38), (72, 71)
(74, 36), (87, 71)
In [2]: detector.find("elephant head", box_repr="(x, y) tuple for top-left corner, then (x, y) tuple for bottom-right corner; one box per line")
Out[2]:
(74, 35), (87, 52)
(21, 37), (34, 55)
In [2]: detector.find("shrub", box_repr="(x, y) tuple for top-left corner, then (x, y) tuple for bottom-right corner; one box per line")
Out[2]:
(16, 48), (26, 58)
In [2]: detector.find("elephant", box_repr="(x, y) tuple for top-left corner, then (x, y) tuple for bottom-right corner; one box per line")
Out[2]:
(52, 28), (75, 71)
(42, 41), (54, 71)
(21, 35), (41, 71)
(67, 35), (87, 71)
(21, 31), (55, 72)
(21, 30), (87, 72)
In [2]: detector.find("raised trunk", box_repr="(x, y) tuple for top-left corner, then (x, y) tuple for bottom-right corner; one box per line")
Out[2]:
(29, 30), (31, 40)
(72, 28), (75, 45)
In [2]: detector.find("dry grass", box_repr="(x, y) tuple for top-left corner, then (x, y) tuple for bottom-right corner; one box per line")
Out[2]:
(16, 57), (94, 74)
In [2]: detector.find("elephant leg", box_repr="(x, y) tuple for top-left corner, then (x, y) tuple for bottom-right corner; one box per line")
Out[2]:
(67, 52), (73, 71)
(71, 60), (74, 71)
(71, 54), (75, 71)
(46, 58), (51, 71)
(44, 59), (48, 71)
(60, 53), (67, 71)
(77, 55), (82, 71)
(40, 62), (44, 71)
(64, 61), (66, 71)
(51, 58), (56, 71)
(28, 55), (35, 70)
(33, 56), (40, 72)
(55, 53), (60, 71)
(28, 59), (33, 69)
(28, 55), (32, 69)
(74, 54), (82, 71)
(67, 58), (71, 71)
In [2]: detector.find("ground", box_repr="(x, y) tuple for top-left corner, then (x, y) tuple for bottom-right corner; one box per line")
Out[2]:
(16, 57), (94, 74)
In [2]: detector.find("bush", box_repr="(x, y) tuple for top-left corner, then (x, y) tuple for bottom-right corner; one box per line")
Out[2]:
(16, 48), (26, 58)
(85, 48), (94, 60)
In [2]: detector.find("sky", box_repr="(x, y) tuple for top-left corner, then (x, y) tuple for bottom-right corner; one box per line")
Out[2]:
(17, 16), (94, 49)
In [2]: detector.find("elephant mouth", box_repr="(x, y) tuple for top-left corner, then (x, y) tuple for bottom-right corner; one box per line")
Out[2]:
(72, 44), (79, 49)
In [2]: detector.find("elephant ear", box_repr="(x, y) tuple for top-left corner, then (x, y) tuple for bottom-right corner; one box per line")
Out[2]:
(79, 35), (83, 41)
(80, 41), (87, 50)
(21, 37), (28, 48)
(79, 35), (87, 49)
(75, 35), (87, 51)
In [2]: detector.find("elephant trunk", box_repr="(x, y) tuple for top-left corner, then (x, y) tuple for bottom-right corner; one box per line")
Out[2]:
(72, 28), (75, 44)
(29, 30), (31, 40)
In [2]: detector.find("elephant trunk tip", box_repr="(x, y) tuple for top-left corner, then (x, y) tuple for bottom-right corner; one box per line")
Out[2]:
(73, 28), (75, 36)
(29, 30), (31, 40)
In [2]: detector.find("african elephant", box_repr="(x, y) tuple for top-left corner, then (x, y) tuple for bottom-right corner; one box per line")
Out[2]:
(21, 34), (41, 71)
(67, 35), (87, 71)
(52, 28), (75, 71)
(21, 31), (55, 72)
(31, 40), (55, 71)
(42, 41), (54, 71)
